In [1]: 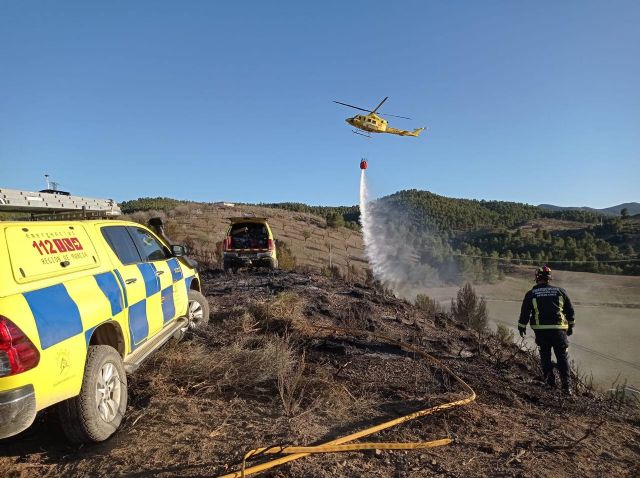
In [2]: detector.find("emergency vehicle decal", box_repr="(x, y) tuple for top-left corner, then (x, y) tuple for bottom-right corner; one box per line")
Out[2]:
(137, 263), (160, 297)
(23, 284), (83, 349)
(128, 300), (148, 348)
(161, 286), (175, 324)
(113, 269), (129, 307)
(19, 263), (192, 353)
(94, 272), (124, 317)
(167, 258), (183, 282)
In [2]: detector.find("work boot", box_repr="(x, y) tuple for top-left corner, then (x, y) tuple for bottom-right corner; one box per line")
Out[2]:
(544, 373), (556, 389)
(562, 385), (573, 397)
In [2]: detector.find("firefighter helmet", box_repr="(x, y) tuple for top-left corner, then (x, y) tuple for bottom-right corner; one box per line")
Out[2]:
(535, 265), (552, 282)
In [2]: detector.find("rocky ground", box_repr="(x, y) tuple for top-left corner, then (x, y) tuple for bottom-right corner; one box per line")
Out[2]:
(2, 269), (639, 477)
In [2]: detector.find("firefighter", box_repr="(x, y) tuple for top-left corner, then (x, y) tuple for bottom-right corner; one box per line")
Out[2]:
(518, 266), (575, 395)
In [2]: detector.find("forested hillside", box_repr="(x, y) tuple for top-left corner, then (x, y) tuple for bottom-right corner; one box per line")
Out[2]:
(377, 190), (639, 276)
(120, 191), (640, 280)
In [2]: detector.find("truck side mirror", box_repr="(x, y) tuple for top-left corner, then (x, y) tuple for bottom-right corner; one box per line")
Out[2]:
(172, 245), (187, 257)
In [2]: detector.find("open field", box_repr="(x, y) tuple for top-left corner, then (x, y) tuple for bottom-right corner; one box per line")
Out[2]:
(425, 269), (640, 389)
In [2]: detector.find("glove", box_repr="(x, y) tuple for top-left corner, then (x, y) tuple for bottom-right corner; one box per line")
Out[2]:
(567, 326), (573, 336)
(519, 328), (526, 338)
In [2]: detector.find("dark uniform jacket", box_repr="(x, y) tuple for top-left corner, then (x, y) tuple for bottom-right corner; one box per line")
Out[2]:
(518, 283), (575, 332)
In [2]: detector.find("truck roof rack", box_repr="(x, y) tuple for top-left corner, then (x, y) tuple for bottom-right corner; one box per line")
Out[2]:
(0, 187), (121, 220)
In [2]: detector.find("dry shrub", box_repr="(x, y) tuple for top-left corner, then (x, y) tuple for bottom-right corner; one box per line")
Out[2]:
(275, 239), (297, 270)
(155, 335), (295, 396)
(339, 301), (373, 330)
(302, 366), (356, 419)
(212, 306), (259, 333)
(248, 292), (310, 334)
(277, 350), (358, 418)
(278, 350), (307, 416)
(495, 323), (515, 345)
(415, 294), (443, 317)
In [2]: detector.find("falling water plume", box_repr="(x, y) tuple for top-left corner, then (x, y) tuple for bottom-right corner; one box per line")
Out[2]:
(359, 170), (457, 299)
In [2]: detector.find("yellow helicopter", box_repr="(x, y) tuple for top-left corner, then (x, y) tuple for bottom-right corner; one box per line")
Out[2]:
(334, 96), (425, 138)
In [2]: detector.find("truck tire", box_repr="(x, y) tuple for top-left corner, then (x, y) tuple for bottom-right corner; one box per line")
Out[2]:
(187, 289), (210, 329)
(58, 345), (127, 443)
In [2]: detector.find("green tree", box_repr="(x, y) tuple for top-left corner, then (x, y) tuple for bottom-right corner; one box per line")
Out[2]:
(326, 212), (345, 228)
(450, 283), (488, 334)
(415, 294), (442, 316)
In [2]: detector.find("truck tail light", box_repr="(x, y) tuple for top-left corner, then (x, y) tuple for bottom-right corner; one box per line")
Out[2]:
(0, 316), (40, 378)
(223, 236), (232, 251)
(268, 239), (275, 251)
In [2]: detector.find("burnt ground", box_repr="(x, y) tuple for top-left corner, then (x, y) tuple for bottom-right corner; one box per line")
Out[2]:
(2, 270), (639, 477)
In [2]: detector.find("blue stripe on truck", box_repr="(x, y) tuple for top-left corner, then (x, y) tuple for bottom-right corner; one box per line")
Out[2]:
(128, 300), (148, 349)
(112, 269), (129, 307)
(137, 263), (160, 297)
(23, 284), (83, 349)
(94, 271), (124, 317)
(161, 286), (175, 324)
(167, 258), (183, 283)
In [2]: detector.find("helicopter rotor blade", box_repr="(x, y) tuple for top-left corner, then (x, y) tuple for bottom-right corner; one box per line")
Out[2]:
(379, 112), (412, 120)
(333, 101), (372, 113)
(370, 96), (389, 114)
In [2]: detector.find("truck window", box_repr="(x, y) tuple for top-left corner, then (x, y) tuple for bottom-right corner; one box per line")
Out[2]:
(128, 227), (169, 262)
(102, 226), (143, 265)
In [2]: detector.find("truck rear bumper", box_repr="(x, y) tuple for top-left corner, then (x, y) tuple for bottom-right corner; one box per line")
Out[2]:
(224, 252), (274, 268)
(0, 384), (36, 439)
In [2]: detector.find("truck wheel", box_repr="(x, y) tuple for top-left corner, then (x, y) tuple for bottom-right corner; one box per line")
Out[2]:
(58, 345), (127, 443)
(187, 289), (210, 329)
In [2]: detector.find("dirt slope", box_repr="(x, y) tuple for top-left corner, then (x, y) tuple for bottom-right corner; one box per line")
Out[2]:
(127, 203), (366, 275)
(2, 270), (639, 477)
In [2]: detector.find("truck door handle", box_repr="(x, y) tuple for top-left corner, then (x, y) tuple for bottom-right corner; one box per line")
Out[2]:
(155, 270), (164, 276)
(125, 278), (137, 284)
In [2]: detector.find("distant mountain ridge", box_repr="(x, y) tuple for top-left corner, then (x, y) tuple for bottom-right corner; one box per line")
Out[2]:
(538, 202), (640, 216)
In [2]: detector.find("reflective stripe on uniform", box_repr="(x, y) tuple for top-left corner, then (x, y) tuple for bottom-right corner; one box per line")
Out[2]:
(530, 324), (569, 330)
(558, 295), (567, 326)
(532, 298), (539, 326)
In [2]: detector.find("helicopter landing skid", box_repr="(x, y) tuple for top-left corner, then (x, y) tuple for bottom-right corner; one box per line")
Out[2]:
(352, 130), (372, 138)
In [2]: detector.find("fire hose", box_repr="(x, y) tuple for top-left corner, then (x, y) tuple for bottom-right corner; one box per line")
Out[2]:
(217, 325), (477, 478)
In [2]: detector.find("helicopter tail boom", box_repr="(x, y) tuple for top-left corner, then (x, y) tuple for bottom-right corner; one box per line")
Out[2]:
(385, 126), (425, 137)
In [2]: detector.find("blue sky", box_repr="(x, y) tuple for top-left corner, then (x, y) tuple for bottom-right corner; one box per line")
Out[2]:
(1, 1), (638, 208)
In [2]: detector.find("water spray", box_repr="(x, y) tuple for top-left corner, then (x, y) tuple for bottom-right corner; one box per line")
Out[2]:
(359, 160), (454, 299)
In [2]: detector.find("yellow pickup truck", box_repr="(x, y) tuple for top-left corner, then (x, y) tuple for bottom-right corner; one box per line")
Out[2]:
(0, 219), (208, 443)
(222, 217), (278, 272)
